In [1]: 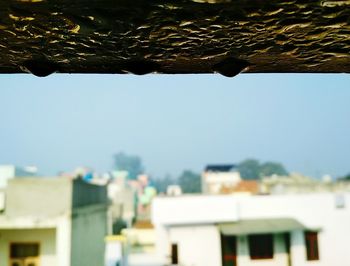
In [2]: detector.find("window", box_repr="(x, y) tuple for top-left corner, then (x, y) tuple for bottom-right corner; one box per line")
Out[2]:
(248, 234), (273, 260)
(335, 194), (345, 209)
(171, 243), (178, 265)
(305, 231), (319, 261)
(10, 243), (40, 266)
(221, 235), (237, 266)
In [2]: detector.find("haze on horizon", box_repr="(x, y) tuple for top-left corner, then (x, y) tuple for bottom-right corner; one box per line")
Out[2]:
(0, 73), (350, 179)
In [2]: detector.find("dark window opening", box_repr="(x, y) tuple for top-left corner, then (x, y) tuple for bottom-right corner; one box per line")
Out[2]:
(10, 243), (39, 258)
(305, 231), (319, 261)
(171, 243), (178, 264)
(10, 243), (40, 266)
(284, 233), (292, 266)
(221, 235), (237, 266)
(248, 234), (273, 260)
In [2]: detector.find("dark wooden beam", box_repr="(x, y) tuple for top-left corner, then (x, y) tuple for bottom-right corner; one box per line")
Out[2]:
(1, 0), (350, 76)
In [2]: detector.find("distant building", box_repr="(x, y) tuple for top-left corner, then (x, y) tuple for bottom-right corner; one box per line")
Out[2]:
(0, 165), (38, 188)
(121, 220), (166, 266)
(261, 173), (350, 194)
(105, 235), (127, 266)
(128, 174), (156, 221)
(221, 180), (259, 194)
(0, 178), (108, 266)
(108, 173), (135, 232)
(152, 193), (350, 266)
(166, 185), (182, 196)
(202, 164), (242, 194)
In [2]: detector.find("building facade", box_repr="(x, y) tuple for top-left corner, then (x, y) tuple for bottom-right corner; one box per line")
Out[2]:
(0, 165), (38, 189)
(152, 193), (350, 266)
(0, 178), (108, 266)
(202, 165), (242, 194)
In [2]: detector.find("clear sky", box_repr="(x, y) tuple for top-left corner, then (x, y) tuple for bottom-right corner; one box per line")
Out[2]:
(0, 73), (349, 179)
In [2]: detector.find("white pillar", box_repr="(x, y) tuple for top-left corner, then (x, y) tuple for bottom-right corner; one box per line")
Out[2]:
(56, 215), (72, 266)
(155, 225), (170, 264)
(290, 230), (306, 266)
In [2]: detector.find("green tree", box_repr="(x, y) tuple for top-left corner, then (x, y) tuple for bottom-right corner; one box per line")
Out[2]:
(237, 159), (288, 179)
(259, 162), (288, 177)
(237, 159), (261, 180)
(152, 174), (176, 193)
(178, 170), (201, 193)
(341, 173), (350, 180)
(113, 152), (144, 179)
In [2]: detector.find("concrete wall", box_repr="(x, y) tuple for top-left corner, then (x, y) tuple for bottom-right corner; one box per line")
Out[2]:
(169, 225), (222, 266)
(0, 190), (5, 212)
(152, 195), (240, 225)
(153, 193), (350, 266)
(238, 194), (350, 266)
(72, 179), (107, 208)
(163, 229), (289, 266)
(0, 228), (57, 266)
(202, 172), (241, 194)
(5, 178), (72, 217)
(0, 165), (37, 189)
(70, 204), (107, 266)
(56, 216), (72, 266)
(1, 178), (109, 266)
(0, 165), (15, 189)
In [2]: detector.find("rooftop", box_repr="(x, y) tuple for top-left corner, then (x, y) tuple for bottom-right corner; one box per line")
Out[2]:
(205, 164), (236, 172)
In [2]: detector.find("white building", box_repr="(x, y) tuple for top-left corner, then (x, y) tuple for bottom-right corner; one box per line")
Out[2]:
(202, 165), (242, 194)
(0, 165), (38, 188)
(152, 193), (350, 266)
(166, 185), (182, 196)
(0, 178), (108, 266)
(261, 173), (350, 195)
(107, 172), (135, 232)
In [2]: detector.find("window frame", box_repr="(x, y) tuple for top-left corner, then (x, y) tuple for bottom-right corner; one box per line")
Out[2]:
(248, 234), (274, 260)
(304, 231), (319, 261)
(171, 243), (178, 265)
(221, 234), (237, 266)
(9, 242), (40, 266)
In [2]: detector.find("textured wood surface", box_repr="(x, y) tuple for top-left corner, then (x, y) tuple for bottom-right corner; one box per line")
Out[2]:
(1, 0), (350, 76)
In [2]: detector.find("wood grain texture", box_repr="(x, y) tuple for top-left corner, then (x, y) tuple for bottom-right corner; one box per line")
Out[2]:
(0, 0), (350, 75)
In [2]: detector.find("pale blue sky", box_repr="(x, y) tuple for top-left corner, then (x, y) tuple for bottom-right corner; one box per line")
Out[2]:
(0, 74), (349, 179)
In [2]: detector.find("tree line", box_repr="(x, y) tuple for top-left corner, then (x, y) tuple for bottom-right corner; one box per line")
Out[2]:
(113, 152), (289, 194)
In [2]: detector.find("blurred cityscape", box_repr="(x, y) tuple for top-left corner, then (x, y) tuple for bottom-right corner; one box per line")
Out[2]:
(1, 153), (350, 266)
